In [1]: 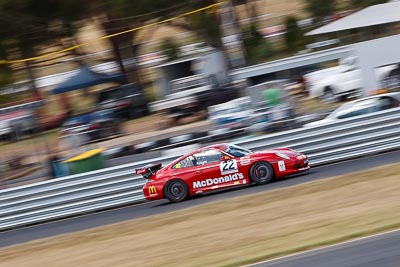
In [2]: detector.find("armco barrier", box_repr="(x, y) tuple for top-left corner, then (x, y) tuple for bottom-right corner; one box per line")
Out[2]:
(0, 107), (399, 230)
(229, 45), (351, 80)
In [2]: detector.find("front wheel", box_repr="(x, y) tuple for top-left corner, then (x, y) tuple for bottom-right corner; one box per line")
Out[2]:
(321, 87), (337, 103)
(164, 180), (189, 203)
(249, 162), (274, 185)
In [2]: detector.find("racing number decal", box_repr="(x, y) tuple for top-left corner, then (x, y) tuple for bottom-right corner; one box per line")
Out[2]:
(220, 159), (238, 174)
(278, 160), (286, 171)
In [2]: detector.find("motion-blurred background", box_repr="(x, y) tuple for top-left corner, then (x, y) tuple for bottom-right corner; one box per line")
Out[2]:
(1, 0), (400, 188)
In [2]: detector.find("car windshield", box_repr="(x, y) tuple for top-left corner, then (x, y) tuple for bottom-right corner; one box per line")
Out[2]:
(225, 144), (252, 157)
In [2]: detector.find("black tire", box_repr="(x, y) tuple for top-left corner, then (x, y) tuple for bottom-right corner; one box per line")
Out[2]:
(249, 161), (274, 185)
(164, 179), (189, 203)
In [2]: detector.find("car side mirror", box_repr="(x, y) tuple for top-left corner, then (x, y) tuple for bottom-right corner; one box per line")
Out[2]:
(221, 155), (232, 161)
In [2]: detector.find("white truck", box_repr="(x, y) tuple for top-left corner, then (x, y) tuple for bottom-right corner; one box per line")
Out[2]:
(304, 56), (396, 102)
(149, 51), (240, 123)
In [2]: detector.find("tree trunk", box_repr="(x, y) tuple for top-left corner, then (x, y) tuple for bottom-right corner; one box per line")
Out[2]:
(109, 36), (128, 84)
(24, 55), (40, 99)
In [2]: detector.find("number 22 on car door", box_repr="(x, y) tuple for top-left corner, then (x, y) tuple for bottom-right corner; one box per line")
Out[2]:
(220, 159), (238, 175)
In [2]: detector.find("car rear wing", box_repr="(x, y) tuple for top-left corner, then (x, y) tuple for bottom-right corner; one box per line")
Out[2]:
(135, 163), (163, 179)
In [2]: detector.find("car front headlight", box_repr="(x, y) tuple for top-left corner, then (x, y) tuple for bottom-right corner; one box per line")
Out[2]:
(275, 152), (290, 160)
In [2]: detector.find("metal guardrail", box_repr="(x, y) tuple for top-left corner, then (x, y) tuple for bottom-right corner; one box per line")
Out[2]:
(1, 107), (399, 231)
(229, 45), (352, 80)
(0, 100), (43, 114)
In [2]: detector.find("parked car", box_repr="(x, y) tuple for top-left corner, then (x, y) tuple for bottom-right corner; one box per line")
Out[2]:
(150, 73), (240, 123)
(304, 92), (400, 127)
(380, 64), (400, 92)
(96, 83), (148, 120)
(304, 56), (397, 102)
(0, 120), (12, 141)
(37, 111), (69, 131)
(207, 97), (269, 134)
(0, 110), (38, 141)
(136, 143), (309, 203)
(60, 110), (122, 142)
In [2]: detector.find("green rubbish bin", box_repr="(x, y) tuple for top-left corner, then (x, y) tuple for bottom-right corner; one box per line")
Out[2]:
(65, 148), (105, 174)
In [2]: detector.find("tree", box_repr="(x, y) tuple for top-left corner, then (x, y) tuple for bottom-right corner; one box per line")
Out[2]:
(284, 16), (303, 53)
(86, 0), (203, 84)
(350, 0), (388, 8)
(160, 38), (179, 61)
(0, 0), (88, 97)
(242, 24), (273, 63)
(305, 0), (336, 20)
(0, 0), (227, 87)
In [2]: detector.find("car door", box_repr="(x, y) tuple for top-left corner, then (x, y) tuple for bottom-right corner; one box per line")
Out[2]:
(189, 149), (227, 192)
(340, 68), (362, 93)
(191, 148), (246, 192)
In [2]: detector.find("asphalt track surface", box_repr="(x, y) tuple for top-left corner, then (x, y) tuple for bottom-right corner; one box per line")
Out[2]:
(1, 150), (400, 248)
(248, 229), (400, 267)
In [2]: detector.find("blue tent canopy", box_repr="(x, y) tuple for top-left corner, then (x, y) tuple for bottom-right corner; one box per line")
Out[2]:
(52, 67), (124, 94)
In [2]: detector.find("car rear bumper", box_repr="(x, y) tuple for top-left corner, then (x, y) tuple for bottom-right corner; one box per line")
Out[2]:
(143, 183), (164, 201)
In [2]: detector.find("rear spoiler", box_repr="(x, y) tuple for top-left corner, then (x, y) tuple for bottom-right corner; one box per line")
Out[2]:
(135, 163), (163, 179)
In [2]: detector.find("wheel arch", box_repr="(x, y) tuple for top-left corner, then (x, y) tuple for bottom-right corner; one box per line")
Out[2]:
(248, 160), (276, 182)
(163, 178), (191, 198)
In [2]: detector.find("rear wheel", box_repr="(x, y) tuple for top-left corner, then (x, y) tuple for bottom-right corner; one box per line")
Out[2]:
(249, 161), (274, 185)
(164, 179), (189, 203)
(321, 86), (337, 103)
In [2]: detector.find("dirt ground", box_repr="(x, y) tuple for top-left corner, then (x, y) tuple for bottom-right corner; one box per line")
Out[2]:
(1, 163), (399, 267)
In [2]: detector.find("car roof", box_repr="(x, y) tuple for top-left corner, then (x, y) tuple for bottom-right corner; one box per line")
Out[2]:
(340, 92), (400, 106)
(358, 92), (400, 101)
(195, 143), (228, 152)
(166, 143), (230, 168)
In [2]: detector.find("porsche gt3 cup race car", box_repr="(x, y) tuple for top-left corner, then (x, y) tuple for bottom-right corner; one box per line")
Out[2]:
(136, 143), (309, 203)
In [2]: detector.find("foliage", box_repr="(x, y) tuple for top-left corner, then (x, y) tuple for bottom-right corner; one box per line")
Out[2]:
(0, 0), (88, 95)
(160, 38), (179, 61)
(350, 0), (388, 8)
(242, 24), (273, 63)
(284, 16), (304, 53)
(305, 0), (336, 19)
(0, 0), (227, 87)
(254, 41), (274, 59)
(0, 42), (13, 89)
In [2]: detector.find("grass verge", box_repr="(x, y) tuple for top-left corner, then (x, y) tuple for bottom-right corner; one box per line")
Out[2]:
(1, 163), (399, 267)
(0, 166), (43, 183)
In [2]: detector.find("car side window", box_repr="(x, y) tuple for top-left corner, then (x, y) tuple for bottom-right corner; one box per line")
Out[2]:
(337, 111), (356, 119)
(337, 108), (369, 119)
(337, 98), (384, 119)
(172, 150), (224, 169)
(172, 155), (196, 169)
(379, 97), (399, 110)
(193, 149), (223, 165)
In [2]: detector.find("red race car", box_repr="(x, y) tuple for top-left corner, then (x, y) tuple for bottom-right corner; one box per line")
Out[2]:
(136, 143), (309, 203)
